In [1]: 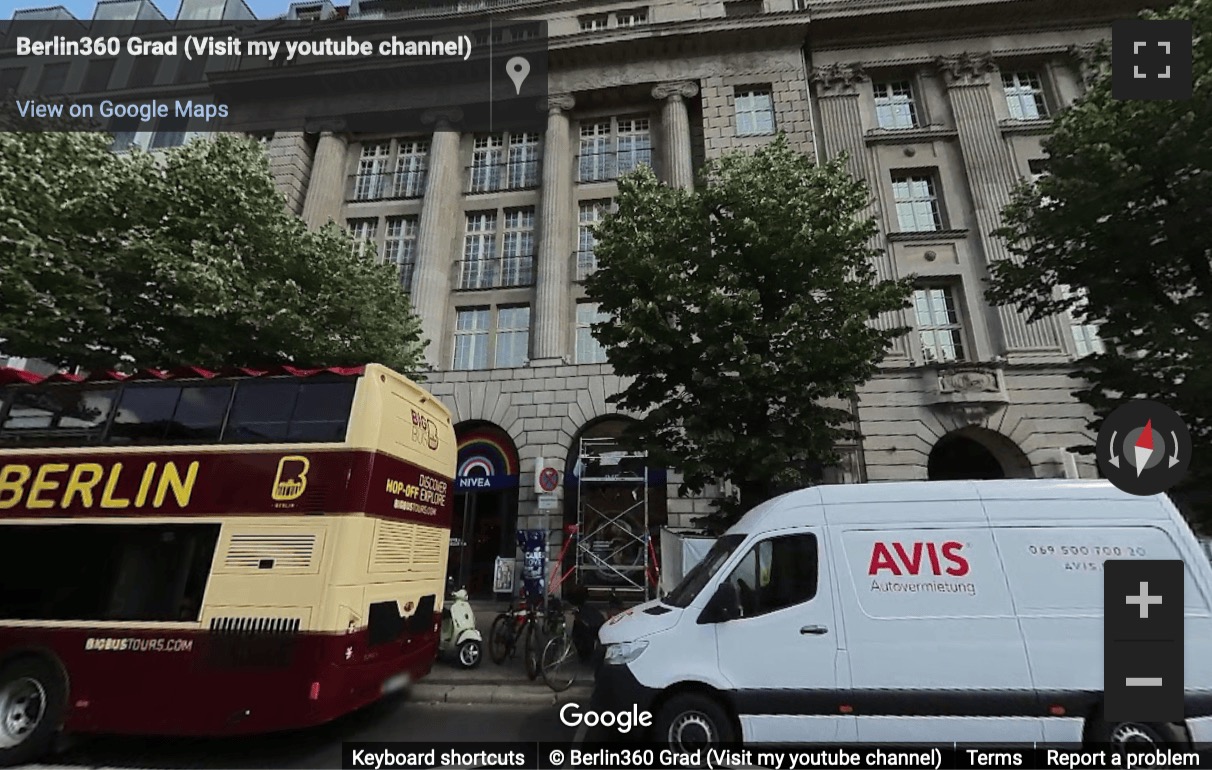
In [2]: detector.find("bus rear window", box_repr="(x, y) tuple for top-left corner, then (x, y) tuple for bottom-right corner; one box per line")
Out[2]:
(0, 523), (220, 622)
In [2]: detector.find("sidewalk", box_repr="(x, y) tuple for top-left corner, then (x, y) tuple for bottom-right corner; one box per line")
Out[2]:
(413, 600), (595, 706)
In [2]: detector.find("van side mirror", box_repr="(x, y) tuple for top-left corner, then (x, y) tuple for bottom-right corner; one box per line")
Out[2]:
(697, 582), (741, 624)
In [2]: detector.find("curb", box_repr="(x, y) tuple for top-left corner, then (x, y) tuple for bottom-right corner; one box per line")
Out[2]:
(412, 682), (592, 706)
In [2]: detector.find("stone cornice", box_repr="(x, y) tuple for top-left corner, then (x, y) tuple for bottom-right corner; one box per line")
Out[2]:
(811, 62), (869, 95)
(998, 117), (1053, 136)
(864, 126), (959, 145)
(652, 81), (700, 101)
(935, 51), (998, 86)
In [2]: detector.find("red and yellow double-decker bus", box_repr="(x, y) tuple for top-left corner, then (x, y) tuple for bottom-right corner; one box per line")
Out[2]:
(0, 363), (455, 766)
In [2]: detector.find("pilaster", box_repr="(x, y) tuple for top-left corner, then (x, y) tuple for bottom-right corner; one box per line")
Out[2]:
(413, 109), (465, 368)
(533, 94), (577, 363)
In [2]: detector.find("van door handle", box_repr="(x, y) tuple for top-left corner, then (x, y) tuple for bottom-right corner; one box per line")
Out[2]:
(800, 625), (828, 635)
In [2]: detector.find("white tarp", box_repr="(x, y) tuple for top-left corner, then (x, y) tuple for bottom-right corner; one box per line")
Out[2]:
(659, 528), (716, 595)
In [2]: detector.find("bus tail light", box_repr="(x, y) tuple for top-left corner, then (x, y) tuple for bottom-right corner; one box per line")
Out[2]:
(309, 681), (321, 701)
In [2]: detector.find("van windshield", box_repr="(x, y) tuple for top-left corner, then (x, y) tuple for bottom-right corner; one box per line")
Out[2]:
(663, 534), (745, 608)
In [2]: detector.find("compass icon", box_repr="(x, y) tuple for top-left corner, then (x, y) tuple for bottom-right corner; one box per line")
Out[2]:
(1097, 400), (1191, 495)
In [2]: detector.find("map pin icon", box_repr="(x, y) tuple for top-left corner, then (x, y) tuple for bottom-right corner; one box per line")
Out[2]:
(506, 56), (530, 96)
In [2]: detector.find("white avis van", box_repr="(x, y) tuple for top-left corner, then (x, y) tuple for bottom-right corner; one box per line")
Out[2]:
(594, 480), (1212, 748)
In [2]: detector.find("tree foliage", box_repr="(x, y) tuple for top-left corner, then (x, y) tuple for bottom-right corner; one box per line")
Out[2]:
(0, 120), (426, 374)
(985, 0), (1212, 521)
(585, 135), (912, 531)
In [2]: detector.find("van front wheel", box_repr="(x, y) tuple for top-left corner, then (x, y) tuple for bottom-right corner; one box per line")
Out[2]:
(655, 694), (736, 750)
(1087, 718), (1188, 749)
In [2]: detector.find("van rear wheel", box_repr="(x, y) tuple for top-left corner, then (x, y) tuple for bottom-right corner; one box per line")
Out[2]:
(655, 693), (736, 750)
(1087, 718), (1188, 749)
(0, 656), (67, 768)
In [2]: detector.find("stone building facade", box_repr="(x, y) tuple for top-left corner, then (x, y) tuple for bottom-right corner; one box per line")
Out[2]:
(7, 0), (1135, 597)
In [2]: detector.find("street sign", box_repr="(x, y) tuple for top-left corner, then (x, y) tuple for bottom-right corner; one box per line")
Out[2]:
(534, 457), (561, 493)
(538, 493), (559, 510)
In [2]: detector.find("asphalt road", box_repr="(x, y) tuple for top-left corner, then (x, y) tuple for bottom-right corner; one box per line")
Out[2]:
(36, 698), (582, 769)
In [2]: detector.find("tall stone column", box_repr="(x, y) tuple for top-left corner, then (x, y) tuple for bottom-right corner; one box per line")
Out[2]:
(651, 81), (699, 190)
(413, 109), (464, 369)
(532, 94), (576, 363)
(936, 52), (1060, 353)
(300, 131), (347, 228)
(811, 63), (907, 357)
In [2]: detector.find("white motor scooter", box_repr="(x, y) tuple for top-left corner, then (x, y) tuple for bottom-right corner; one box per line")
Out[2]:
(439, 585), (483, 669)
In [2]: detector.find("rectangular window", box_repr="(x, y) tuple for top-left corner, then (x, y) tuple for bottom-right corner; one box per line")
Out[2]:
(579, 13), (608, 30)
(616, 118), (652, 175)
(383, 216), (419, 290)
(347, 218), (378, 259)
(36, 62), (70, 95)
(495, 306), (531, 368)
(578, 121), (613, 182)
(1003, 71), (1048, 120)
(575, 302), (610, 364)
(0, 523), (220, 622)
(891, 174), (942, 232)
(734, 88), (776, 136)
(722, 534), (819, 618)
(577, 199), (612, 281)
(616, 8), (648, 26)
(0, 385), (118, 444)
(470, 134), (506, 193)
(453, 308), (491, 370)
(460, 212), (498, 290)
(913, 286), (966, 363)
(873, 81), (918, 129)
(83, 58), (116, 91)
(354, 142), (391, 201)
(1027, 158), (1048, 183)
(222, 380), (356, 443)
(1060, 285), (1105, 358)
(501, 208), (536, 287)
(391, 140), (428, 199)
(507, 133), (541, 189)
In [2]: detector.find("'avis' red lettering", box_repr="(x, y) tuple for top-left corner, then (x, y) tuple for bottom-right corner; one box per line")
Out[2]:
(868, 541), (969, 577)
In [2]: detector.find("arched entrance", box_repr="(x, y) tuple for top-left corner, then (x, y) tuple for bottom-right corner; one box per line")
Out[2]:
(927, 427), (1033, 481)
(449, 423), (519, 598)
(563, 417), (668, 598)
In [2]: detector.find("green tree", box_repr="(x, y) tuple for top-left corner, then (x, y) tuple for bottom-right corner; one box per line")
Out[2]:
(0, 122), (426, 374)
(984, 0), (1211, 522)
(585, 135), (912, 531)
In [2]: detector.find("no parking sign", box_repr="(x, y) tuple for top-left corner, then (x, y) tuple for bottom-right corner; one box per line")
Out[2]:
(534, 458), (561, 493)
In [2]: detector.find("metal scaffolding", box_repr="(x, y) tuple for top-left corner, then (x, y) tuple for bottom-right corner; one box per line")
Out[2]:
(575, 436), (650, 596)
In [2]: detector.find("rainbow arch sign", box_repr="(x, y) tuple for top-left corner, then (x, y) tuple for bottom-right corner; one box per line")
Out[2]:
(456, 427), (520, 491)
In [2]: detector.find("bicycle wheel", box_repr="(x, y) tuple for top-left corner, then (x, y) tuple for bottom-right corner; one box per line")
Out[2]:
(489, 613), (512, 665)
(523, 618), (543, 681)
(541, 635), (578, 692)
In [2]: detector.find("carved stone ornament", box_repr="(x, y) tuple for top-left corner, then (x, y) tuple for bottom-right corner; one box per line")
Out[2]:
(938, 366), (1000, 394)
(935, 52), (997, 86)
(421, 108), (464, 128)
(651, 81), (700, 102)
(538, 93), (576, 114)
(811, 62), (868, 95)
(949, 403), (996, 427)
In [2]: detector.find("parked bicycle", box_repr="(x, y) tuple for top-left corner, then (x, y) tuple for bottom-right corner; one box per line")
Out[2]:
(488, 589), (542, 679)
(540, 602), (577, 691)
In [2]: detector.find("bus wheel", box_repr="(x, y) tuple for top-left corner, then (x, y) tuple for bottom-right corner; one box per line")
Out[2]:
(0, 656), (66, 767)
